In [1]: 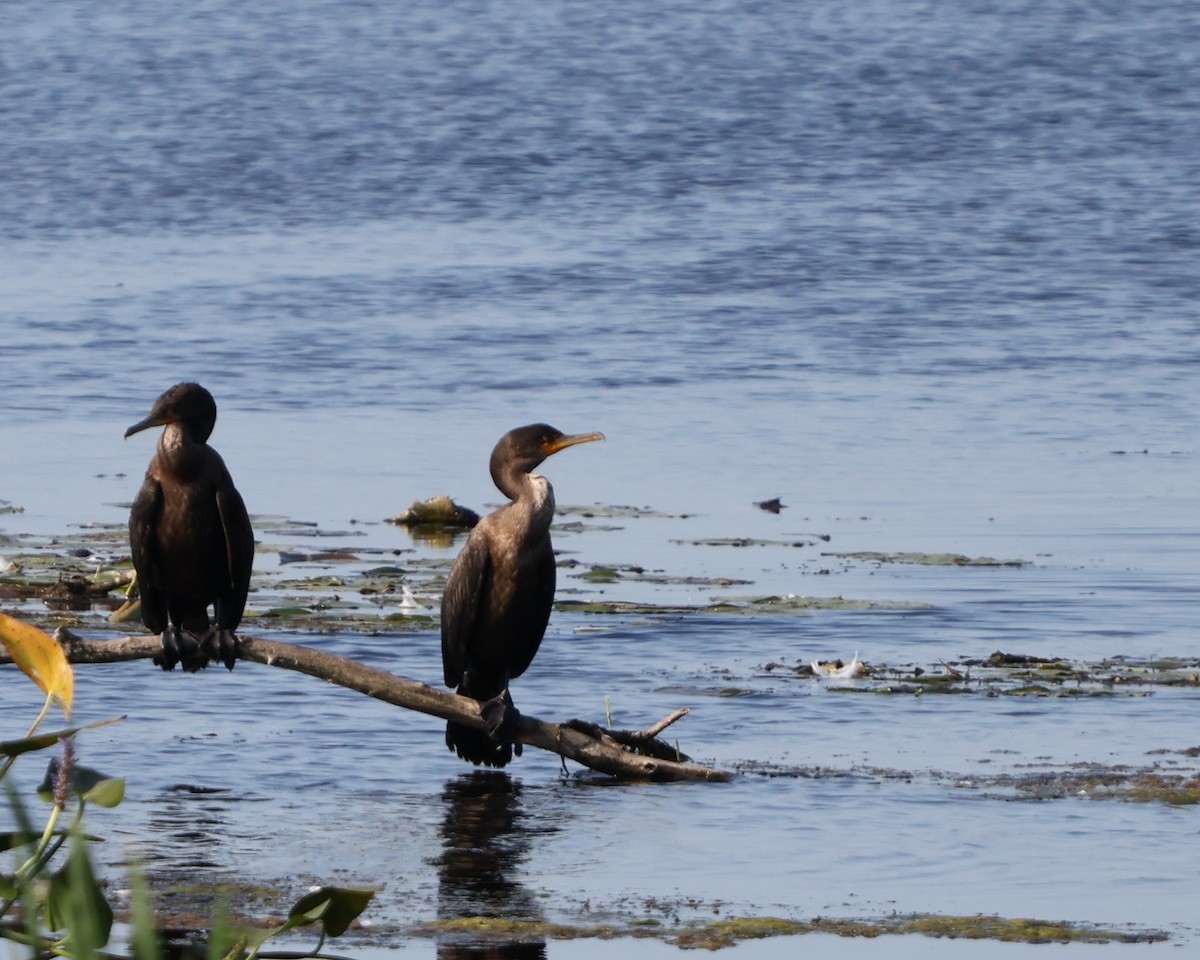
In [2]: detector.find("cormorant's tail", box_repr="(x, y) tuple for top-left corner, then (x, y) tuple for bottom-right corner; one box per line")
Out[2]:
(445, 721), (514, 768)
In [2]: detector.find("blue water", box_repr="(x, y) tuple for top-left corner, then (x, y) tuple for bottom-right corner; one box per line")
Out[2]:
(3, 0), (1200, 955)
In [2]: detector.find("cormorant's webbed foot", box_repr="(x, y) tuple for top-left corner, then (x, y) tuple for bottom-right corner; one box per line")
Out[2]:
(202, 628), (240, 671)
(479, 690), (523, 757)
(154, 627), (207, 672)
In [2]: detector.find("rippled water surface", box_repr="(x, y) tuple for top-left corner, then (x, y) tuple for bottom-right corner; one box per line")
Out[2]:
(2, 0), (1200, 955)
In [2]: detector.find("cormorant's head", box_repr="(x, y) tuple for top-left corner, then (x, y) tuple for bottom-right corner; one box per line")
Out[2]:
(124, 382), (219, 444)
(489, 423), (605, 485)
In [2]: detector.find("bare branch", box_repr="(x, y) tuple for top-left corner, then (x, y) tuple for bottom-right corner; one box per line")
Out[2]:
(644, 707), (691, 738)
(563, 709), (695, 763)
(30, 629), (731, 783)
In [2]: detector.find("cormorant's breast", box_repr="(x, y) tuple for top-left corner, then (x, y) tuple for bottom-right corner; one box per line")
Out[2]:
(148, 450), (233, 601)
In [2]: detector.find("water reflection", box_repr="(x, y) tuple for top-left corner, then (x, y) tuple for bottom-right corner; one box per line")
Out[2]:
(131, 785), (239, 924)
(437, 939), (546, 960)
(143, 785), (234, 869)
(436, 772), (547, 960)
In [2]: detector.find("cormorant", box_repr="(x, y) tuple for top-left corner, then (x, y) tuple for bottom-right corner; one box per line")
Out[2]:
(125, 382), (254, 672)
(441, 423), (604, 767)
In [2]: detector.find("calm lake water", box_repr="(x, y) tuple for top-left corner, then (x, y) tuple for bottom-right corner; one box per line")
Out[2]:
(2, 0), (1199, 956)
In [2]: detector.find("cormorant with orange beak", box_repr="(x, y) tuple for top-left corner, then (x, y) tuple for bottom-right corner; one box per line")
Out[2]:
(441, 424), (604, 766)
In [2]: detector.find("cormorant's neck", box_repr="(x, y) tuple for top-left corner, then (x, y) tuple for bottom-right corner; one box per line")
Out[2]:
(157, 422), (208, 474)
(499, 471), (555, 527)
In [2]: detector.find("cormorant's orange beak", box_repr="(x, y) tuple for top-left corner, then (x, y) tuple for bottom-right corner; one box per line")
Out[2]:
(542, 431), (605, 456)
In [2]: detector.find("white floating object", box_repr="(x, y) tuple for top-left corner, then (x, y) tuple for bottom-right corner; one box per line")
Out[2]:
(811, 651), (864, 679)
(397, 583), (424, 611)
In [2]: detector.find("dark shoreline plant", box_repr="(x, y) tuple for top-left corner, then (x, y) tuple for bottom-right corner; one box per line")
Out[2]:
(0, 612), (374, 960)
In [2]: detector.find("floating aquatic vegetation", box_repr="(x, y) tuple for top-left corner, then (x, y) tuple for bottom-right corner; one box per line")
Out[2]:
(248, 562), (437, 630)
(824, 551), (1029, 567)
(563, 561), (752, 587)
(276, 549), (363, 565)
(726, 594), (934, 612)
(561, 503), (698, 519)
(673, 536), (824, 548)
(556, 599), (728, 616)
(969, 767), (1200, 805)
(407, 909), (1166, 949)
(736, 757), (1200, 808)
(0, 527), (135, 619)
(0, 503), (946, 633)
(554, 593), (927, 617)
(0, 519), (434, 632)
(762, 651), (1198, 697)
(247, 605), (436, 632)
(260, 523), (366, 538)
(670, 912), (1165, 947)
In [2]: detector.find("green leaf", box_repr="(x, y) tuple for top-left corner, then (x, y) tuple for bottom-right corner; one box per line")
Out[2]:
(286, 886), (375, 937)
(46, 837), (113, 950)
(1, 729), (86, 760)
(205, 899), (243, 960)
(84, 777), (125, 808)
(0, 717), (125, 759)
(38, 760), (124, 807)
(126, 862), (164, 960)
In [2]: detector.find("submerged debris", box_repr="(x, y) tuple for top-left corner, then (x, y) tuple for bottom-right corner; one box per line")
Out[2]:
(810, 652), (866, 679)
(387, 495), (480, 530)
(982, 650), (1062, 666)
(43, 572), (132, 612)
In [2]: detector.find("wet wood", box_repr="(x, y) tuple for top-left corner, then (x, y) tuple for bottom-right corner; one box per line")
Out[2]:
(564, 709), (693, 763)
(41, 628), (732, 783)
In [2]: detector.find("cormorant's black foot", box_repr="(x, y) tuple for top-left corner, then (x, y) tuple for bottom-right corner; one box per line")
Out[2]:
(202, 628), (240, 671)
(480, 691), (522, 743)
(154, 627), (206, 672)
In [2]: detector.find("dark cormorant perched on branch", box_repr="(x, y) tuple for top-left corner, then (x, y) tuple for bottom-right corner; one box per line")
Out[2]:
(441, 423), (604, 767)
(125, 382), (254, 672)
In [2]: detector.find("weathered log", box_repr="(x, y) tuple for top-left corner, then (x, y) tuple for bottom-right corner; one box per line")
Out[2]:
(564, 709), (693, 763)
(36, 628), (731, 783)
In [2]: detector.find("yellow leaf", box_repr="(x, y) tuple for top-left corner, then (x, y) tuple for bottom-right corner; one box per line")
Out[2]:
(0, 613), (74, 716)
